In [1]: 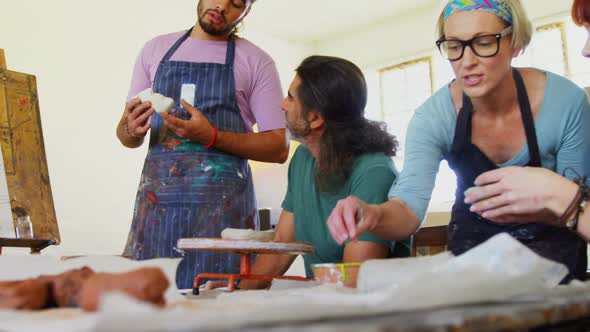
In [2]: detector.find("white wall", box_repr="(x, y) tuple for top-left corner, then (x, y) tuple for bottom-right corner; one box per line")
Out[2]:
(243, 33), (311, 228)
(316, 0), (573, 69)
(0, 0), (310, 256)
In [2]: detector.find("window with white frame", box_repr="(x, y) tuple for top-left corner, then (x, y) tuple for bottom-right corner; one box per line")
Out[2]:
(513, 23), (568, 75)
(380, 57), (432, 169)
(566, 21), (590, 87)
(513, 21), (590, 87)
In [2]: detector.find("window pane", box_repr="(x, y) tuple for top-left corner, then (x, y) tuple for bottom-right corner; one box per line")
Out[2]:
(381, 58), (458, 211)
(363, 69), (382, 121)
(381, 59), (431, 169)
(432, 55), (455, 90)
(429, 161), (457, 212)
(567, 21), (590, 87)
(514, 25), (565, 75)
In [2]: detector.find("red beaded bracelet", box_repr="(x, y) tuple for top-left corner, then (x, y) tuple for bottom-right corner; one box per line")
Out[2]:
(204, 125), (218, 149)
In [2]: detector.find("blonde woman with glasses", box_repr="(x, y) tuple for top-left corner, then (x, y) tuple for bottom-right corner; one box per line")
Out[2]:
(463, 0), (590, 243)
(327, 0), (590, 282)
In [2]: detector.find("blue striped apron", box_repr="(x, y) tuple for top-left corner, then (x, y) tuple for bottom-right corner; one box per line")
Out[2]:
(123, 29), (258, 289)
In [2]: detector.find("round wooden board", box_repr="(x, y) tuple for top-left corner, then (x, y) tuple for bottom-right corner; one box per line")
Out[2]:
(177, 238), (314, 255)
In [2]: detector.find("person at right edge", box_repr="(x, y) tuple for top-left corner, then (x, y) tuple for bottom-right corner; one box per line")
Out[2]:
(326, 0), (590, 283)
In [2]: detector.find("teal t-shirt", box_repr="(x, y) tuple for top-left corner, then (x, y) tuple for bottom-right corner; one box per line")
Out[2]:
(282, 145), (411, 277)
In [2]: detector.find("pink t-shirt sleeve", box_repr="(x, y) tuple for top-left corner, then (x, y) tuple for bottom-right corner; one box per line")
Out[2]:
(124, 34), (285, 132)
(126, 43), (153, 101)
(249, 58), (285, 132)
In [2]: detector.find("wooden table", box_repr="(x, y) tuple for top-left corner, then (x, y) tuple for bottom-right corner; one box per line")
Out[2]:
(221, 287), (590, 332)
(412, 225), (448, 256)
(0, 237), (56, 254)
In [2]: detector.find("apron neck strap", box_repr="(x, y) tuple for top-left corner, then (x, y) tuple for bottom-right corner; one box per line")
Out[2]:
(451, 92), (474, 154)
(160, 28), (193, 65)
(158, 28), (236, 68)
(224, 34), (236, 67)
(512, 68), (542, 167)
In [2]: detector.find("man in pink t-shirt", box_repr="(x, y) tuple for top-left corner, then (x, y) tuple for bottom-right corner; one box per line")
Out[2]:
(116, 0), (288, 290)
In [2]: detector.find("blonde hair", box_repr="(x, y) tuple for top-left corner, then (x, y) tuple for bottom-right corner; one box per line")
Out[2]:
(436, 0), (533, 52)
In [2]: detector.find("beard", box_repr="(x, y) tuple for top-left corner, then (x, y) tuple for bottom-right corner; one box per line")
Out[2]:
(197, 1), (236, 36)
(286, 116), (311, 142)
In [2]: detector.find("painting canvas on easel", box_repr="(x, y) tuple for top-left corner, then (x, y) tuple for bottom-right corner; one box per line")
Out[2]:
(0, 48), (60, 249)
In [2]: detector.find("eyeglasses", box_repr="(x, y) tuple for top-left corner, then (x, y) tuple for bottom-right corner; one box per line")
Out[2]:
(436, 26), (513, 61)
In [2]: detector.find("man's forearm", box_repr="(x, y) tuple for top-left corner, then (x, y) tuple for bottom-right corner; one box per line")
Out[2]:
(214, 129), (288, 163)
(371, 198), (420, 240)
(238, 253), (296, 289)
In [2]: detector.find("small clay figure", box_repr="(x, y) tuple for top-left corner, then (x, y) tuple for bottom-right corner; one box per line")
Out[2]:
(0, 279), (51, 310)
(78, 267), (169, 312)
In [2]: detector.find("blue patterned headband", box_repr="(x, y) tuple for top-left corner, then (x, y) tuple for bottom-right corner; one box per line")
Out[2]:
(443, 0), (513, 25)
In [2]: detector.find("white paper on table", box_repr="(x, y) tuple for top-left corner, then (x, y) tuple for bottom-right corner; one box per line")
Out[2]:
(0, 255), (62, 280)
(213, 233), (569, 310)
(355, 233), (569, 311)
(357, 252), (452, 292)
(0, 234), (576, 332)
(0, 309), (99, 332)
(269, 279), (319, 290)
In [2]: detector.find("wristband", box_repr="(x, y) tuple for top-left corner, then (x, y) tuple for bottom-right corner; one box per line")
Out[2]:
(204, 125), (218, 149)
(561, 177), (590, 231)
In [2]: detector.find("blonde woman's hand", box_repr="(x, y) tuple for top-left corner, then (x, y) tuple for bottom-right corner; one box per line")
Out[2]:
(326, 196), (382, 244)
(464, 166), (577, 225)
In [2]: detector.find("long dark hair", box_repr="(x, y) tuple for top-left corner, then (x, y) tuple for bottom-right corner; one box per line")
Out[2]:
(295, 56), (398, 192)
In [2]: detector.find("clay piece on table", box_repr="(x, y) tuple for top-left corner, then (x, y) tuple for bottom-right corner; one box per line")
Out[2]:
(220, 228), (276, 242)
(136, 88), (174, 113)
(0, 279), (51, 310)
(46, 266), (95, 308)
(77, 267), (169, 312)
(0, 266), (169, 312)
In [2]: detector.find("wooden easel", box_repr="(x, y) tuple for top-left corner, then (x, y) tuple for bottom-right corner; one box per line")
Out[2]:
(0, 49), (59, 254)
(0, 49), (6, 69)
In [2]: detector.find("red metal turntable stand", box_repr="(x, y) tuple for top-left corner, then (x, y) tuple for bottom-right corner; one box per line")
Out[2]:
(177, 238), (314, 295)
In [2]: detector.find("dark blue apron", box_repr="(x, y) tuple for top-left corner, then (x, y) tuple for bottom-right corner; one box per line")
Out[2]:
(447, 69), (587, 282)
(123, 29), (258, 289)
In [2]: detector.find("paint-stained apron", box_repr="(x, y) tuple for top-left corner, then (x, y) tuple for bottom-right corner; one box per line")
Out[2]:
(447, 69), (587, 283)
(123, 29), (258, 289)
